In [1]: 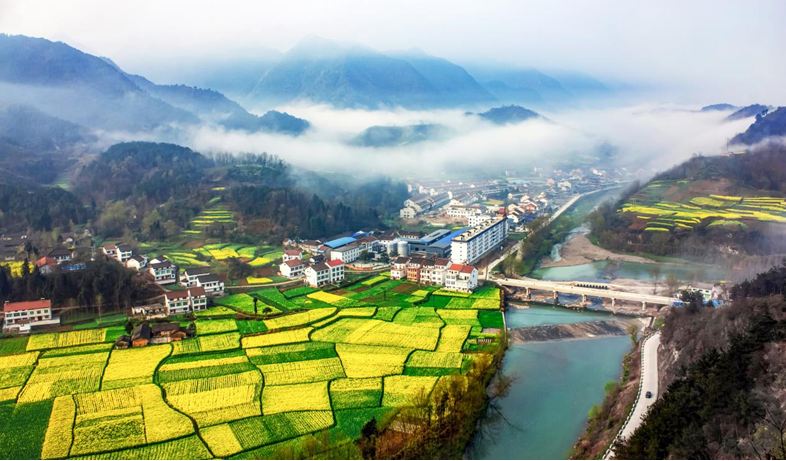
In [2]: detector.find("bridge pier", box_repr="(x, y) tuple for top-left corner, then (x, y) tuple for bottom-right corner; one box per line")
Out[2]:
(581, 294), (587, 304)
(641, 301), (646, 310)
(524, 287), (531, 299)
(552, 290), (559, 305)
(611, 297), (616, 308)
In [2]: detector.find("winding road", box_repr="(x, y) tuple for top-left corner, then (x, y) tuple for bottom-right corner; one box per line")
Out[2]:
(606, 331), (661, 459)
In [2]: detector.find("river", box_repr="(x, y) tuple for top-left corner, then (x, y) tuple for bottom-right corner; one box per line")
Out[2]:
(470, 306), (631, 459)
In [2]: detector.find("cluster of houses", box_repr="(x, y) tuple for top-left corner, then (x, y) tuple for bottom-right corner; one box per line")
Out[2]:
(279, 248), (346, 287)
(391, 256), (479, 292)
(100, 242), (224, 291)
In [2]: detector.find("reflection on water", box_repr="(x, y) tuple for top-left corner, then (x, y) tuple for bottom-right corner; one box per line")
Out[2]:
(469, 307), (632, 460)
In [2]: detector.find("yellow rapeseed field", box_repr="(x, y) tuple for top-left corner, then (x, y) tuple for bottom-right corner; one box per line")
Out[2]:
(262, 381), (331, 414)
(336, 344), (411, 378)
(257, 357), (345, 385)
(382, 375), (438, 407)
(41, 395), (76, 459)
(163, 370), (262, 426)
(18, 351), (109, 403)
(436, 325), (471, 352)
(263, 308), (336, 330)
(241, 327), (313, 348)
(27, 329), (108, 351)
(101, 344), (171, 389)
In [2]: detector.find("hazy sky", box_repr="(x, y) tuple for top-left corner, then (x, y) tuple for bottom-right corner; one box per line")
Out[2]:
(1, 0), (785, 103)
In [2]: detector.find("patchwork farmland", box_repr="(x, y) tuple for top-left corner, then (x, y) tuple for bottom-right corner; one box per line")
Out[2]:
(620, 179), (786, 232)
(0, 278), (503, 459)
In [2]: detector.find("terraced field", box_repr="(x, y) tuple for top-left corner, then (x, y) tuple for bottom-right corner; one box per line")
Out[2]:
(620, 180), (786, 232)
(0, 278), (503, 459)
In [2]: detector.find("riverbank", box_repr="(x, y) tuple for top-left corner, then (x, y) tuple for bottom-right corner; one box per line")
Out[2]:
(570, 339), (642, 459)
(541, 233), (656, 268)
(509, 319), (635, 343)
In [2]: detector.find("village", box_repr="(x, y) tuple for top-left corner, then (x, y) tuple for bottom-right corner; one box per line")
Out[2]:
(0, 166), (624, 337)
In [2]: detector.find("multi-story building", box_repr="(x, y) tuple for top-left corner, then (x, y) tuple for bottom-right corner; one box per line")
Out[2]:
(304, 263), (331, 287)
(330, 243), (362, 263)
(180, 267), (212, 287)
(450, 216), (508, 264)
(283, 249), (302, 262)
(468, 213), (493, 227)
(125, 254), (148, 271)
(390, 256), (409, 280)
(101, 243), (133, 263)
(280, 258), (306, 278)
(164, 287), (207, 315)
(444, 264), (479, 293)
(2, 299), (55, 333)
(327, 259), (345, 284)
(195, 274), (224, 297)
(304, 260), (345, 287)
(389, 256), (470, 291)
(148, 258), (177, 285)
(48, 247), (72, 264)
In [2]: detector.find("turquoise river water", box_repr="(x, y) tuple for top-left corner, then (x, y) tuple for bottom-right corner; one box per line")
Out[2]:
(469, 306), (632, 459)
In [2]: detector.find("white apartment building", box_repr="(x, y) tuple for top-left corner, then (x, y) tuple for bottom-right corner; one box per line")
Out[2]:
(164, 287), (207, 315)
(468, 214), (493, 227)
(2, 299), (56, 333)
(450, 216), (508, 264)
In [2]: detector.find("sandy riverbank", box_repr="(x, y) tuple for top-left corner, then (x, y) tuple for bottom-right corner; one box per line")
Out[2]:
(541, 233), (656, 268)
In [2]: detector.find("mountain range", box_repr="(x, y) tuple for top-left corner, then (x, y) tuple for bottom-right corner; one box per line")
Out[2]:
(0, 34), (309, 136)
(243, 37), (609, 109)
(731, 106), (786, 145)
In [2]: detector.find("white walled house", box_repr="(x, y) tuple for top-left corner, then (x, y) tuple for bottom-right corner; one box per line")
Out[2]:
(125, 254), (148, 271)
(195, 274), (224, 297)
(280, 258), (306, 278)
(2, 299), (56, 333)
(327, 259), (345, 284)
(164, 287), (207, 315)
(305, 263), (331, 288)
(148, 258), (177, 285)
(445, 264), (479, 293)
(283, 249), (303, 262)
(180, 267), (212, 287)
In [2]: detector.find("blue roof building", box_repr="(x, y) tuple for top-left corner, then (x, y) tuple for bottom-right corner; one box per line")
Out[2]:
(324, 236), (357, 249)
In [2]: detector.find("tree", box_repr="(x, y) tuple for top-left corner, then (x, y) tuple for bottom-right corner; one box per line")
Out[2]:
(358, 417), (378, 459)
(665, 273), (681, 296)
(680, 289), (705, 314)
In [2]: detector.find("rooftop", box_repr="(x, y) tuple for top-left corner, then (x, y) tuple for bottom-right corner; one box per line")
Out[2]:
(452, 216), (506, 243)
(4, 299), (51, 312)
(324, 236), (357, 249)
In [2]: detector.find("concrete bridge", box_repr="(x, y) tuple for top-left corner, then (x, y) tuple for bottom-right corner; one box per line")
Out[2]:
(493, 276), (677, 310)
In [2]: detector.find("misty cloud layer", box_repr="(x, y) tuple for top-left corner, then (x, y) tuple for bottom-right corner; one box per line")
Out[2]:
(139, 103), (755, 179)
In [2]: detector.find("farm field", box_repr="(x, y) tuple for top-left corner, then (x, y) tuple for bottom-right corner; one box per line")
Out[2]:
(620, 179), (786, 232)
(0, 278), (504, 459)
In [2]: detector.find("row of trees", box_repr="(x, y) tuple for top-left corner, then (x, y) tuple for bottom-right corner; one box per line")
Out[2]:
(0, 259), (158, 313)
